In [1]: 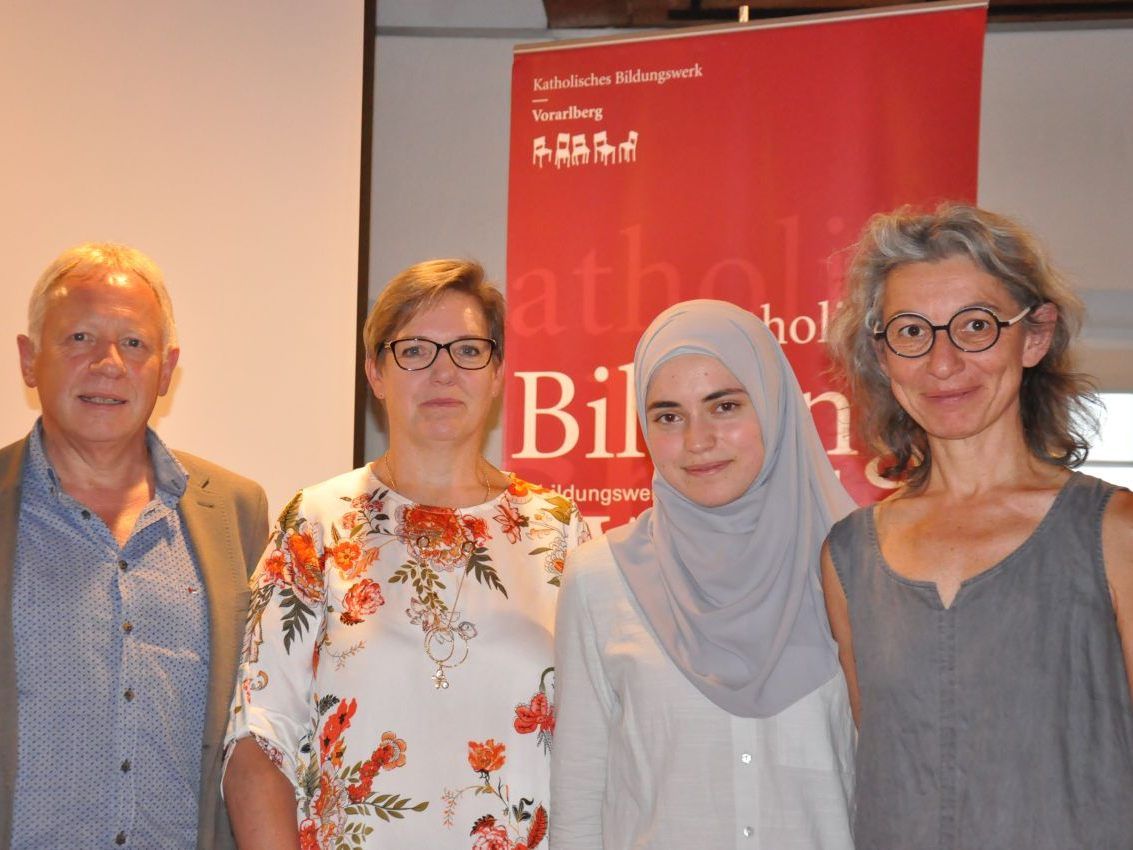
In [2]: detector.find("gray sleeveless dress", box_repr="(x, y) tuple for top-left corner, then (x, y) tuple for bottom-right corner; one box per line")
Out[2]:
(827, 473), (1133, 850)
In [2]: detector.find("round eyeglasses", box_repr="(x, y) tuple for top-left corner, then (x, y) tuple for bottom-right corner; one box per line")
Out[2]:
(873, 305), (1033, 358)
(381, 336), (497, 371)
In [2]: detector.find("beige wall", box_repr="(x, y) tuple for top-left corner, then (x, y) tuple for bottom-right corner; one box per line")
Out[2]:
(0, 1), (366, 514)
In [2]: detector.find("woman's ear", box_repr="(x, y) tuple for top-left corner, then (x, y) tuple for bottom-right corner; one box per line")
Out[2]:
(365, 354), (385, 400)
(1022, 302), (1057, 367)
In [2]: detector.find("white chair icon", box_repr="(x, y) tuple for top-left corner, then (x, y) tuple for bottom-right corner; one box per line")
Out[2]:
(554, 133), (571, 169)
(619, 130), (639, 163)
(593, 131), (616, 165)
(570, 133), (590, 166)
(533, 136), (551, 168)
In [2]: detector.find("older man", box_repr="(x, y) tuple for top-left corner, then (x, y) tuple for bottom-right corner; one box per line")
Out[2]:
(0, 244), (269, 849)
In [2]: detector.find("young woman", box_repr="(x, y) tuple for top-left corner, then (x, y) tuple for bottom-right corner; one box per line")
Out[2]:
(824, 203), (1133, 848)
(552, 299), (856, 849)
(223, 260), (589, 850)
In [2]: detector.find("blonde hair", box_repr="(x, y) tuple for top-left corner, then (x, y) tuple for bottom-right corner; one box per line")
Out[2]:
(29, 242), (177, 352)
(363, 259), (504, 362)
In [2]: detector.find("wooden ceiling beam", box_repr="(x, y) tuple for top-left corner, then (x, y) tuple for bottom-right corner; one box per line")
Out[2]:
(543, 0), (1133, 26)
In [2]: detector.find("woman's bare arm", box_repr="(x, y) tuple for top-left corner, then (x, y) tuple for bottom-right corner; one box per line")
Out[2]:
(1102, 488), (1133, 704)
(821, 542), (861, 727)
(223, 737), (301, 850)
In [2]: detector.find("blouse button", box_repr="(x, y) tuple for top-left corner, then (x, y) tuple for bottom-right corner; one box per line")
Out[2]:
(742, 826), (754, 838)
(740, 752), (752, 764)
(115, 832), (126, 845)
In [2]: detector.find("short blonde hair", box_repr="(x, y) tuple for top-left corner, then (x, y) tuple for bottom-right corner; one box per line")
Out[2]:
(29, 242), (178, 352)
(363, 259), (504, 362)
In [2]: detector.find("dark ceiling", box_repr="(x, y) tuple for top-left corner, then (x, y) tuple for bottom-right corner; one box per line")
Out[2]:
(544, 0), (1133, 26)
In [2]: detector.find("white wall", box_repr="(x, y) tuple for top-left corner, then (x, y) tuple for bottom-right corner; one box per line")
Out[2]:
(0, 1), (366, 514)
(979, 25), (1133, 391)
(365, 20), (1133, 465)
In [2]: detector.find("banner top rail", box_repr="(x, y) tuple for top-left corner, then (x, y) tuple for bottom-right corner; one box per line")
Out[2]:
(513, 0), (988, 54)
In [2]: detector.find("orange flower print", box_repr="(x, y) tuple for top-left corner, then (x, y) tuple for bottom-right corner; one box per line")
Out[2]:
(374, 730), (408, 770)
(507, 477), (549, 499)
(311, 761), (348, 836)
(298, 819), (319, 850)
(320, 698), (357, 761)
(398, 505), (491, 572)
(468, 739), (506, 775)
(514, 692), (555, 736)
(471, 816), (516, 850)
(261, 547), (292, 588)
(329, 539), (363, 580)
(462, 514), (490, 544)
(351, 491), (383, 511)
(493, 498), (527, 544)
(340, 579), (385, 625)
(286, 529), (325, 604)
(347, 731), (408, 802)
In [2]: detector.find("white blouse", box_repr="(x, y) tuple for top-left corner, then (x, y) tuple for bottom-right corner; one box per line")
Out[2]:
(552, 536), (855, 850)
(225, 465), (589, 849)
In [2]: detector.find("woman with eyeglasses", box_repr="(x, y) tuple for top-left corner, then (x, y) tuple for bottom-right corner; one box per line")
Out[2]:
(222, 259), (589, 849)
(824, 203), (1133, 848)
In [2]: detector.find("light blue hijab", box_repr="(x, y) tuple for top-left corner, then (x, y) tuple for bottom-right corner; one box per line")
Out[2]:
(608, 299), (857, 717)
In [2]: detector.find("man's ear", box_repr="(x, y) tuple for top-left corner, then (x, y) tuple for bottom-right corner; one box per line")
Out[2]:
(17, 335), (37, 388)
(157, 347), (180, 396)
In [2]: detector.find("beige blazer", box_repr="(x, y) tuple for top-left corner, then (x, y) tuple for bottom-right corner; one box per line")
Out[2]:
(0, 436), (269, 850)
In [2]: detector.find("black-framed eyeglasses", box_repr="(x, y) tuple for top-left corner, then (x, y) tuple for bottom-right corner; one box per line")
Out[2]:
(872, 305), (1032, 358)
(380, 336), (497, 371)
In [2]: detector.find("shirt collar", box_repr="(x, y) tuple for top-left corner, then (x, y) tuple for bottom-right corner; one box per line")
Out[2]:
(26, 419), (189, 500)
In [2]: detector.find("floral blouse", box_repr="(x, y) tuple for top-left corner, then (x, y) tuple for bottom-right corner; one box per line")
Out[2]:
(225, 465), (590, 850)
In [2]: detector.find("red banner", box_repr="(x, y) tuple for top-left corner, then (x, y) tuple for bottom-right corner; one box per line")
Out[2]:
(505, 1), (987, 531)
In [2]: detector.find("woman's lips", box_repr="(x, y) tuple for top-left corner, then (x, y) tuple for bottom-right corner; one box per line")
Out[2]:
(683, 460), (730, 476)
(923, 387), (978, 404)
(421, 397), (463, 407)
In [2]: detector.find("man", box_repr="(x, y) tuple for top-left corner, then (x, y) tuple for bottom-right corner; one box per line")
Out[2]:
(0, 243), (269, 849)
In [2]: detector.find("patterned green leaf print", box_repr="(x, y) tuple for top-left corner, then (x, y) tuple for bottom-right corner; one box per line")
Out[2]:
(466, 547), (508, 598)
(388, 561), (448, 611)
(280, 588), (315, 653)
(276, 490), (303, 536)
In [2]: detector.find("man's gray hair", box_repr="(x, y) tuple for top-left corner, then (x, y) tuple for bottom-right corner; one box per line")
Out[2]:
(28, 242), (178, 353)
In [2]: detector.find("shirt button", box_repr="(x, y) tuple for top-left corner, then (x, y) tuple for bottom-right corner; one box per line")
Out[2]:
(118, 559), (128, 571)
(740, 752), (752, 764)
(81, 509), (91, 519)
(124, 688), (135, 702)
(122, 621), (133, 634)
(115, 831), (126, 845)
(120, 759), (131, 773)
(743, 826), (754, 838)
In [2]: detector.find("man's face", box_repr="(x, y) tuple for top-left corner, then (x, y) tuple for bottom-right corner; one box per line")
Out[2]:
(17, 270), (179, 455)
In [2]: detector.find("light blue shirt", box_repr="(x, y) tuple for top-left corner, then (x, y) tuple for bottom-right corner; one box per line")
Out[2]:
(12, 423), (209, 849)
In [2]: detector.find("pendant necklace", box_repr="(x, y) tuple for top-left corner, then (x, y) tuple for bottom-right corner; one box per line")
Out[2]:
(382, 452), (495, 688)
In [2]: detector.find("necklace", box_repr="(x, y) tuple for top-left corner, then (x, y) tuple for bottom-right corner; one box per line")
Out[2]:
(382, 452), (494, 505)
(423, 542), (474, 690)
(381, 452), (495, 688)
